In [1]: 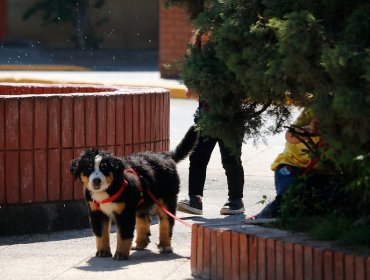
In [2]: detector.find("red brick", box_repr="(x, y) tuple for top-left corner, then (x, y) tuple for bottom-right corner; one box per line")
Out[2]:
(132, 95), (140, 145)
(97, 95), (107, 148)
(344, 254), (355, 280)
(125, 144), (133, 155)
(84, 95), (97, 147)
(276, 240), (284, 280)
(107, 95), (116, 146)
(0, 99), (4, 149)
(73, 96), (85, 147)
(257, 237), (267, 280)
(266, 238), (276, 280)
(323, 250), (333, 280)
(61, 149), (74, 200)
(231, 231), (240, 280)
(155, 93), (160, 142)
(20, 151), (33, 203)
(249, 235), (258, 280)
(115, 96), (125, 146)
(0, 152), (4, 204)
(48, 96), (61, 148)
(150, 94), (156, 144)
(355, 256), (365, 280)
(5, 98), (19, 149)
(34, 150), (47, 202)
(191, 224), (199, 277)
(5, 151), (19, 203)
(223, 231), (232, 280)
(333, 252), (344, 280)
(314, 247), (324, 280)
(19, 98), (33, 149)
(284, 242), (294, 280)
(239, 233), (248, 280)
(139, 95), (146, 146)
(303, 246), (314, 280)
(210, 230), (218, 279)
(216, 230), (224, 280)
(61, 96), (74, 148)
(196, 225), (204, 277)
(47, 149), (61, 201)
(73, 148), (85, 200)
(144, 95), (151, 145)
(34, 97), (48, 149)
(201, 227), (211, 279)
(124, 95), (133, 145)
(294, 243), (304, 280)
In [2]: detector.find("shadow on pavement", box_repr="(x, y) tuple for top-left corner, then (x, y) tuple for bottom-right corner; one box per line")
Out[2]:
(77, 250), (189, 272)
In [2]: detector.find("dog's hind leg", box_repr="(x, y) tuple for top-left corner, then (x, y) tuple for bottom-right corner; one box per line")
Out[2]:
(157, 199), (174, 253)
(132, 210), (151, 250)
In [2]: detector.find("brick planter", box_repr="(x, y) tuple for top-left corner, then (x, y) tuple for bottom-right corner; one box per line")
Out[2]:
(191, 222), (370, 280)
(0, 83), (170, 234)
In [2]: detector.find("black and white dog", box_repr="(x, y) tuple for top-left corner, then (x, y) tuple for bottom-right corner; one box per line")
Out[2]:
(70, 126), (198, 260)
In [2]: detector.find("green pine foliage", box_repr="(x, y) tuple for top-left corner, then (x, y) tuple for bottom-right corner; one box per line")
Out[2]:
(165, 0), (370, 219)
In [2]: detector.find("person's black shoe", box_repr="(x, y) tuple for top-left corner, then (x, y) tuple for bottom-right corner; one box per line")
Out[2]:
(220, 198), (245, 215)
(177, 195), (203, 215)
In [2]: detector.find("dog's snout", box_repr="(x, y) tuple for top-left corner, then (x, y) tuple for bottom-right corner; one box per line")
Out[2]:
(92, 178), (101, 186)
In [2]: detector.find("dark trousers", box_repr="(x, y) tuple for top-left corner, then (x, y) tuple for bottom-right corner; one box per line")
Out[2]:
(188, 133), (244, 199)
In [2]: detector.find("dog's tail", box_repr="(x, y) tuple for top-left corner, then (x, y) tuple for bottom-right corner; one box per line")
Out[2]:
(171, 125), (199, 163)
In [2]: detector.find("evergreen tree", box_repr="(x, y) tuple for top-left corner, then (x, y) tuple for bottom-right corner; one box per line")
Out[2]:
(164, 0), (370, 216)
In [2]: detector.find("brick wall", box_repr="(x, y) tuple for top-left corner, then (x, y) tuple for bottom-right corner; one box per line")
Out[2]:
(0, 83), (170, 206)
(159, 2), (193, 78)
(192, 223), (370, 280)
(0, 0), (7, 40)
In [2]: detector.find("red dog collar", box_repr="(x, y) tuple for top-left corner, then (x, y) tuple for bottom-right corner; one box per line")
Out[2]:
(93, 168), (143, 211)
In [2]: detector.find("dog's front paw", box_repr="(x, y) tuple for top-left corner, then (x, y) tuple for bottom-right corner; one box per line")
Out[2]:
(158, 245), (173, 253)
(113, 251), (129, 260)
(96, 250), (112, 258)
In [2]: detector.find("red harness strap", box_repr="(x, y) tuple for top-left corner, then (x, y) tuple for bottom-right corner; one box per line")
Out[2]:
(93, 180), (128, 211)
(93, 168), (143, 211)
(93, 168), (192, 228)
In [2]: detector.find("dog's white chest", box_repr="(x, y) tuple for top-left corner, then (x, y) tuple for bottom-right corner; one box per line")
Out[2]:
(92, 192), (116, 216)
(99, 203), (116, 216)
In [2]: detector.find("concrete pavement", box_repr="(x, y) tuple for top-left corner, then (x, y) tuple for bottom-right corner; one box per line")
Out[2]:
(0, 95), (286, 279)
(0, 46), (291, 278)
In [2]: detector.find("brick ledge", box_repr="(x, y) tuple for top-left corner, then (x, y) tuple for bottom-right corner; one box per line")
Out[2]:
(191, 222), (370, 279)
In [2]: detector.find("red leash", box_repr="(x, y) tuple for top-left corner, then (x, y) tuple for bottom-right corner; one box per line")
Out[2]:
(147, 191), (192, 228)
(126, 168), (193, 228)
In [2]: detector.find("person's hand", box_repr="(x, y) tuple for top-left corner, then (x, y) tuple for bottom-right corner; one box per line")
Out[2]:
(308, 118), (320, 134)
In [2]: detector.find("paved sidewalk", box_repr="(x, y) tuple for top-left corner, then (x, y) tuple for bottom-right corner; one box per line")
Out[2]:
(0, 47), (291, 277)
(0, 96), (286, 279)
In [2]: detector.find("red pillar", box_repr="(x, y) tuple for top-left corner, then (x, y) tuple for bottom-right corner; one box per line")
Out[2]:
(0, 0), (7, 40)
(159, 0), (193, 78)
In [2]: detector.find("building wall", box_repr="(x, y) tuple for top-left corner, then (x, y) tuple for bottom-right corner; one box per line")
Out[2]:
(0, 0), (7, 40)
(159, 2), (193, 78)
(5, 0), (159, 49)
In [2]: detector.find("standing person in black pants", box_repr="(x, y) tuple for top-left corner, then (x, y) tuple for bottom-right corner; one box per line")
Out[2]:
(177, 100), (245, 215)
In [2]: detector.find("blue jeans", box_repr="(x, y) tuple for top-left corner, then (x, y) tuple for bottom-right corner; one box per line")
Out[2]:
(275, 164), (304, 196)
(256, 164), (304, 218)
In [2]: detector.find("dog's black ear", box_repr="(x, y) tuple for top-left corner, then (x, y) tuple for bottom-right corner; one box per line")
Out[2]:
(70, 158), (80, 180)
(111, 157), (124, 173)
